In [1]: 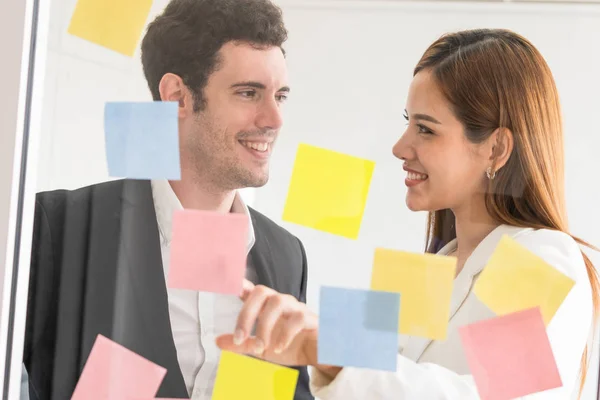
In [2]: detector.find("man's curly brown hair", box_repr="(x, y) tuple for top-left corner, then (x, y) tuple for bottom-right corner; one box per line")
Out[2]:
(141, 0), (288, 112)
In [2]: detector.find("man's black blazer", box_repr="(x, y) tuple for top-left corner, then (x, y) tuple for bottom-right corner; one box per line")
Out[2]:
(23, 179), (313, 400)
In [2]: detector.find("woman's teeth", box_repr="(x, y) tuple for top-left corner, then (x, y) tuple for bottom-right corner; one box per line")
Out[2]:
(408, 172), (428, 180)
(240, 141), (268, 152)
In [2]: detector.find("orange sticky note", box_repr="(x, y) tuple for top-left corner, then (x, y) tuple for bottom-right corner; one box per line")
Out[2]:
(168, 209), (248, 294)
(474, 235), (575, 325)
(282, 144), (375, 240)
(71, 335), (166, 400)
(212, 351), (299, 400)
(371, 248), (456, 340)
(459, 308), (562, 400)
(67, 0), (152, 56)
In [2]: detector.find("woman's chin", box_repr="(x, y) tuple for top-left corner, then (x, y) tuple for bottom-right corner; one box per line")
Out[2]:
(406, 198), (426, 212)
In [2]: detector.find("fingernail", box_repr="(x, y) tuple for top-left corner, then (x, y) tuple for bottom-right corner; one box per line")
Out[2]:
(233, 329), (244, 345)
(274, 345), (283, 354)
(254, 339), (265, 355)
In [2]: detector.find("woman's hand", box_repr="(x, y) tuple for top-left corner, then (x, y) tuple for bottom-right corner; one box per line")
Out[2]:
(216, 279), (319, 367)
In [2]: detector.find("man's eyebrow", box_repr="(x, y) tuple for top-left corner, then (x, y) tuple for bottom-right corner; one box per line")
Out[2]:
(412, 113), (442, 124)
(230, 81), (290, 92)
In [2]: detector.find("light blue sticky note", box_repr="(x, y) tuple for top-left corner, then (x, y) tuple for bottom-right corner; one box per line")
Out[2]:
(363, 290), (402, 333)
(104, 101), (181, 180)
(318, 286), (400, 371)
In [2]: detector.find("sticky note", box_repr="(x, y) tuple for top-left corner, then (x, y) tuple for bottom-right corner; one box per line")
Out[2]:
(282, 144), (375, 239)
(371, 248), (456, 340)
(212, 351), (299, 400)
(168, 209), (248, 294)
(318, 286), (400, 371)
(459, 307), (562, 400)
(71, 334), (166, 400)
(104, 102), (181, 180)
(68, 0), (152, 56)
(474, 235), (575, 325)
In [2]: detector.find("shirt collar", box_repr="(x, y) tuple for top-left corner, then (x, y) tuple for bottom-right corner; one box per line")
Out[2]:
(151, 179), (256, 252)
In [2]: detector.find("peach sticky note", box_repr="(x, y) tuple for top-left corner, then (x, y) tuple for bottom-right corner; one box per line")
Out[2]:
(67, 0), (153, 56)
(212, 351), (299, 400)
(282, 144), (375, 240)
(71, 334), (166, 400)
(167, 209), (248, 295)
(459, 307), (562, 400)
(474, 235), (575, 325)
(371, 248), (456, 340)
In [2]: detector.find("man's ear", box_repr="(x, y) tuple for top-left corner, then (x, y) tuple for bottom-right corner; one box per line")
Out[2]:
(158, 73), (193, 118)
(489, 127), (514, 171)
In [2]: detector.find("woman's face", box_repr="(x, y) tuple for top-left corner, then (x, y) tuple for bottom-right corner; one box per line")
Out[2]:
(393, 70), (493, 213)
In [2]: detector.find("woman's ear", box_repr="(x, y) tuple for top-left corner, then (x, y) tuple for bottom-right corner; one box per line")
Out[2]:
(489, 127), (514, 171)
(158, 73), (193, 118)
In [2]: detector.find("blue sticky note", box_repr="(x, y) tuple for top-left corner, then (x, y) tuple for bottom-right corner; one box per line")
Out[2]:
(318, 286), (400, 371)
(104, 102), (181, 180)
(363, 290), (402, 333)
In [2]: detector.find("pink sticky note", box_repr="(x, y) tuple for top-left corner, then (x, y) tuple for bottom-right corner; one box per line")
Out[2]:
(168, 209), (248, 294)
(459, 307), (562, 400)
(71, 335), (167, 400)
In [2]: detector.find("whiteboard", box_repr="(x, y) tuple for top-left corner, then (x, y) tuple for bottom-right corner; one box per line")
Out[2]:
(33, 0), (600, 397)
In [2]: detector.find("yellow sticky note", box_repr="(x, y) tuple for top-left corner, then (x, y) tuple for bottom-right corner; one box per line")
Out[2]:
(282, 144), (375, 239)
(212, 351), (299, 400)
(371, 249), (456, 340)
(67, 0), (153, 57)
(474, 235), (575, 325)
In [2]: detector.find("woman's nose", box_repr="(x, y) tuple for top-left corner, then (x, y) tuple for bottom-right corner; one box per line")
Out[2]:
(392, 131), (411, 161)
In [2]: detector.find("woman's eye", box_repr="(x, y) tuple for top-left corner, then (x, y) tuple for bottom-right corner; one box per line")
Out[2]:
(417, 124), (433, 135)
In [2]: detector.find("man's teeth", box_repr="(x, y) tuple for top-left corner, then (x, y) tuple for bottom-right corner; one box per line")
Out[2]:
(241, 141), (269, 152)
(408, 172), (428, 180)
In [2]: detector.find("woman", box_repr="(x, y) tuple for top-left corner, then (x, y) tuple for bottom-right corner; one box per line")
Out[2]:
(216, 29), (600, 399)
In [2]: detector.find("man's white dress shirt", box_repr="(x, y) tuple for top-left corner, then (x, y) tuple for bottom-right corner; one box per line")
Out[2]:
(151, 179), (258, 399)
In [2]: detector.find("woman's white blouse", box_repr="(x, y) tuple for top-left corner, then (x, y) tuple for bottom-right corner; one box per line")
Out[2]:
(309, 225), (594, 399)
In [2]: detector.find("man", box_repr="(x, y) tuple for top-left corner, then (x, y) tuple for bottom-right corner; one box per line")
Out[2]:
(23, 0), (313, 399)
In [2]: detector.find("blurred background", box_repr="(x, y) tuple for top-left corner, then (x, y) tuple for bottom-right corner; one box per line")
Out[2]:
(2, 0), (599, 398)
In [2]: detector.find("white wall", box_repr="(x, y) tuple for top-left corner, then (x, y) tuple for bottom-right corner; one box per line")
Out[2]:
(0, 0), (29, 397)
(35, 0), (600, 397)
(0, 0), (28, 323)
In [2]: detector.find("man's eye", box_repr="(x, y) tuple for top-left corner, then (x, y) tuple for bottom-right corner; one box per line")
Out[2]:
(239, 90), (256, 98)
(276, 94), (288, 102)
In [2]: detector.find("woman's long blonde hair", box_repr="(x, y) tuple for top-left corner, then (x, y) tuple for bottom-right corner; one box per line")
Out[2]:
(417, 29), (599, 395)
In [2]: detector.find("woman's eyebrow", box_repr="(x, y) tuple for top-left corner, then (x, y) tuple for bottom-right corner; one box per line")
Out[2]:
(412, 113), (442, 124)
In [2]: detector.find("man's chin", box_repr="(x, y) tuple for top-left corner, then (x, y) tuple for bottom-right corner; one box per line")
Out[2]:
(240, 172), (269, 188)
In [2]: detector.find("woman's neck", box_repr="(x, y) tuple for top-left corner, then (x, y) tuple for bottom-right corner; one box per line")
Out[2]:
(451, 203), (500, 276)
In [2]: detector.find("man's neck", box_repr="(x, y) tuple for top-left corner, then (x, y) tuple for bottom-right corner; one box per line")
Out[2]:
(169, 178), (236, 213)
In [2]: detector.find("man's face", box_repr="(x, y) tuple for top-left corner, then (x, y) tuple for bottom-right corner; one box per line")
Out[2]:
(180, 42), (289, 190)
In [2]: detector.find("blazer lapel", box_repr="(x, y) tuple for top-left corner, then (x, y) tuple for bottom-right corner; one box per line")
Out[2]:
(402, 224), (532, 362)
(248, 209), (276, 289)
(82, 179), (187, 398)
(116, 179), (188, 397)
